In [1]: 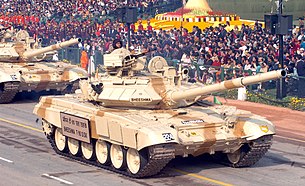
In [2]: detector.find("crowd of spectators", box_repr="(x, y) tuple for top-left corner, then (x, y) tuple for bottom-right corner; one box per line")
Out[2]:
(0, 0), (305, 96)
(104, 21), (305, 89)
(0, 0), (168, 45)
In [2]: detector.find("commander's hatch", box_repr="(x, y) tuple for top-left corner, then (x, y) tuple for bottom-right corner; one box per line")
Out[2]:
(103, 48), (145, 77)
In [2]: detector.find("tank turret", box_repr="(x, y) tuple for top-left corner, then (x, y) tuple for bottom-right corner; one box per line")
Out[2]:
(0, 30), (81, 62)
(81, 49), (286, 109)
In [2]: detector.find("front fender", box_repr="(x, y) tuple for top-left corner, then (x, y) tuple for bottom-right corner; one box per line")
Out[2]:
(63, 67), (88, 82)
(242, 116), (276, 141)
(137, 127), (179, 150)
(0, 71), (21, 83)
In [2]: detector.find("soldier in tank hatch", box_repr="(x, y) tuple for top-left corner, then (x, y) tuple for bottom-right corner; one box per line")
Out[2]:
(113, 39), (123, 50)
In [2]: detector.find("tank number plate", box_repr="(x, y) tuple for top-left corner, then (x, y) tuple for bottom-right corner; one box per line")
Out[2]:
(60, 112), (90, 143)
(10, 75), (17, 80)
(162, 133), (174, 141)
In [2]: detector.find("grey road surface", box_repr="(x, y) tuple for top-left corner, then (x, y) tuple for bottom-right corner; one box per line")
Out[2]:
(0, 100), (304, 186)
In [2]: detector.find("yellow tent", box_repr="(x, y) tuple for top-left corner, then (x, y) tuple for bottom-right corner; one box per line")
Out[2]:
(135, 0), (260, 31)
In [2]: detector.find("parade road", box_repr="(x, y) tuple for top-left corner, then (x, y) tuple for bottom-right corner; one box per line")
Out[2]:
(0, 97), (304, 186)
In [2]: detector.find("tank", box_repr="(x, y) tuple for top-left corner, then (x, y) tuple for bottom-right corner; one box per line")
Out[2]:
(0, 29), (88, 103)
(33, 48), (286, 178)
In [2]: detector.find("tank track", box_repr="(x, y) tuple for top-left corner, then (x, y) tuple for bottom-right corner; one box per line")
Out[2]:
(225, 135), (273, 167)
(46, 130), (175, 178)
(0, 82), (19, 103)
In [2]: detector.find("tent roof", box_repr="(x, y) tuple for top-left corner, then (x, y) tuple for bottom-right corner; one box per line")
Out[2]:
(184, 0), (212, 12)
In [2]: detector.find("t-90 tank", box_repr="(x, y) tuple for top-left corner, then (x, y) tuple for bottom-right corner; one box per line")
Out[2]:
(33, 48), (286, 178)
(0, 29), (88, 103)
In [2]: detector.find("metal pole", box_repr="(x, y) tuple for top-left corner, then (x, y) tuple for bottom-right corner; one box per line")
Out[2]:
(127, 22), (131, 48)
(276, 0), (286, 99)
(126, 0), (131, 49)
(180, 1), (184, 31)
(279, 0), (283, 71)
(180, 0), (185, 43)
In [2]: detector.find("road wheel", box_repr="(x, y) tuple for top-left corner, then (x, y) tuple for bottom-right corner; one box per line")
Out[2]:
(95, 140), (111, 165)
(126, 148), (148, 175)
(110, 144), (126, 170)
(81, 141), (95, 160)
(54, 128), (67, 152)
(68, 138), (80, 156)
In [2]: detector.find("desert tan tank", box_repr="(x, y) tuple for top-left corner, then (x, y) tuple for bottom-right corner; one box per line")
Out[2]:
(0, 29), (88, 103)
(33, 48), (286, 178)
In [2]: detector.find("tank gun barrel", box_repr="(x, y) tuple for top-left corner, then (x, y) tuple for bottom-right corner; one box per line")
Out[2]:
(23, 38), (81, 59)
(124, 50), (151, 60)
(170, 70), (286, 102)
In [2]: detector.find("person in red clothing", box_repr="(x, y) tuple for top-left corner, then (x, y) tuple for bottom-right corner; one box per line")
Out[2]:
(80, 50), (89, 70)
(211, 56), (221, 67)
(25, 15), (30, 24)
(211, 56), (222, 81)
(130, 23), (135, 31)
(290, 38), (300, 56)
(124, 24), (129, 32)
(147, 21), (152, 31)
(30, 15), (36, 23)
(138, 22), (143, 31)
(95, 29), (101, 37)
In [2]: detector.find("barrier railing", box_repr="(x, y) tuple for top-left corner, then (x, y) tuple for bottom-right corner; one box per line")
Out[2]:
(57, 48), (104, 66)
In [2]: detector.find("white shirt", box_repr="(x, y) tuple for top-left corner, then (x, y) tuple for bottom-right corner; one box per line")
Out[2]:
(88, 56), (95, 74)
(52, 53), (59, 61)
(244, 64), (251, 71)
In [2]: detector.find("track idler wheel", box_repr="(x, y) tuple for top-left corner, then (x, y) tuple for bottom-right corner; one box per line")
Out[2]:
(226, 147), (247, 165)
(224, 135), (273, 167)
